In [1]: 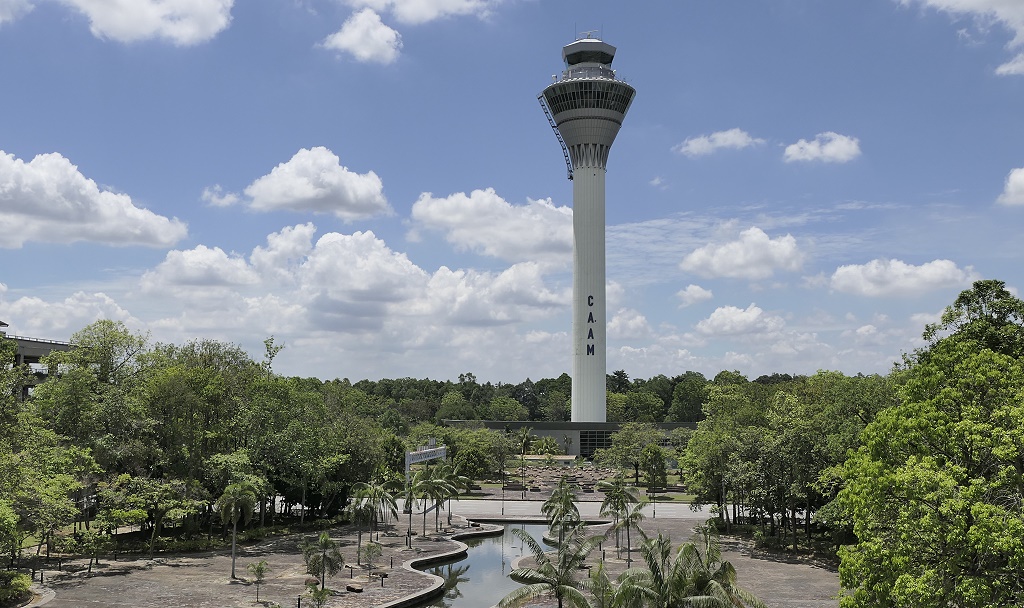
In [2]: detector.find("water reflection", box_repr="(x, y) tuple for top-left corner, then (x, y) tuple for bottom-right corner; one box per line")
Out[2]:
(421, 523), (547, 608)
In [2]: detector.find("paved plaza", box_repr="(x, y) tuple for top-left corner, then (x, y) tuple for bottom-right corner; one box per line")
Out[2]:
(23, 497), (839, 608)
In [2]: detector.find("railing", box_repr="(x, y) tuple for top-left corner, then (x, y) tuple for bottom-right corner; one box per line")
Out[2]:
(3, 333), (72, 346)
(562, 65), (616, 81)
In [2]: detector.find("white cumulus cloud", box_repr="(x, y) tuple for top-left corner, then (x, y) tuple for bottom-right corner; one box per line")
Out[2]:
(411, 188), (573, 265)
(346, 0), (498, 25)
(140, 245), (259, 293)
(696, 304), (785, 336)
(0, 150), (187, 249)
(322, 8), (402, 64)
(243, 147), (392, 221)
(997, 167), (1024, 205)
(680, 227), (804, 280)
(784, 132), (861, 163)
(55, 0), (233, 45)
(830, 258), (978, 296)
(0, 291), (137, 338)
(677, 284), (713, 307)
(672, 128), (765, 157)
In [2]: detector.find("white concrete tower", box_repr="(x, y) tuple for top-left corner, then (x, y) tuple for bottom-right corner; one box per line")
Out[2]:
(540, 36), (635, 423)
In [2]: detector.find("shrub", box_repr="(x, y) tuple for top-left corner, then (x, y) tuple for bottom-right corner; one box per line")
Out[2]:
(0, 571), (31, 603)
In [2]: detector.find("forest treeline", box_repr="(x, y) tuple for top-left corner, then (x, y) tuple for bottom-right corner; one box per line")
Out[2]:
(2, 279), (1024, 606)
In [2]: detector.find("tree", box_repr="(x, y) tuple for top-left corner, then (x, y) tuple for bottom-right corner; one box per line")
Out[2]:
(489, 396), (529, 421)
(363, 541), (382, 580)
(922, 278), (1024, 357)
(639, 444), (668, 489)
(541, 477), (580, 545)
(247, 560), (270, 603)
(616, 501), (647, 566)
(435, 391), (476, 423)
(302, 531), (345, 590)
(595, 422), (664, 484)
(837, 281), (1024, 607)
(500, 522), (602, 608)
(216, 482), (257, 578)
(597, 473), (640, 554)
(667, 371), (708, 422)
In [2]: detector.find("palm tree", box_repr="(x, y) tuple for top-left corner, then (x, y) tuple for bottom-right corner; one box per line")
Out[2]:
(346, 498), (374, 565)
(500, 522), (603, 608)
(438, 461), (471, 526)
(363, 541), (382, 580)
(598, 474), (640, 554)
(302, 531), (345, 590)
(216, 482), (257, 579)
(350, 476), (399, 561)
(426, 468), (456, 533)
(409, 467), (454, 536)
(617, 526), (766, 608)
(542, 476), (581, 545)
(616, 501), (647, 566)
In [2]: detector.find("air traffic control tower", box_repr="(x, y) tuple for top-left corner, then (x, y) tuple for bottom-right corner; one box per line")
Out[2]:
(540, 36), (635, 423)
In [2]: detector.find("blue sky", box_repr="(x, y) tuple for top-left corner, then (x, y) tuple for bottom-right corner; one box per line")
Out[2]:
(1, 0), (1023, 383)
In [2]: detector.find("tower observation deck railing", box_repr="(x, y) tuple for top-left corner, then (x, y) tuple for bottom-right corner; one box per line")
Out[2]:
(562, 65), (616, 81)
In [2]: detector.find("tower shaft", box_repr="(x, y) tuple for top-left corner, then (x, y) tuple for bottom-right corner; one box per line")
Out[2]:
(571, 168), (607, 422)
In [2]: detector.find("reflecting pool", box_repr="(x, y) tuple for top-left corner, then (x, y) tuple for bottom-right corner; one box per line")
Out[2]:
(420, 523), (548, 608)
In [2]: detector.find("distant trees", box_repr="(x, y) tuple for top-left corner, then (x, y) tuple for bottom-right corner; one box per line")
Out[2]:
(679, 369), (893, 544)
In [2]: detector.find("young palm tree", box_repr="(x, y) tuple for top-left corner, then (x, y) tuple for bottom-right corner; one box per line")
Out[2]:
(581, 560), (636, 608)
(302, 531), (345, 591)
(542, 476), (581, 545)
(346, 499), (374, 564)
(216, 482), (257, 579)
(246, 560), (270, 603)
(618, 526), (766, 608)
(500, 522), (603, 608)
(598, 474), (640, 554)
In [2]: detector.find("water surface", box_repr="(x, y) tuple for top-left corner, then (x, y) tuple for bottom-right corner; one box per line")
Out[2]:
(421, 523), (548, 608)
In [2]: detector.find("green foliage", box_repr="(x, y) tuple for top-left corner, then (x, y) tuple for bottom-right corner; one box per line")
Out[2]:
(247, 559), (270, 602)
(435, 391), (476, 423)
(531, 435), (561, 455)
(594, 422), (665, 483)
(838, 280), (1024, 607)
(639, 444), (667, 488)
(839, 351), (1024, 604)
(666, 371), (708, 422)
(304, 583), (332, 608)
(0, 571), (31, 603)
(488, 395), (529, 421)
(302, 531), (345, 590)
